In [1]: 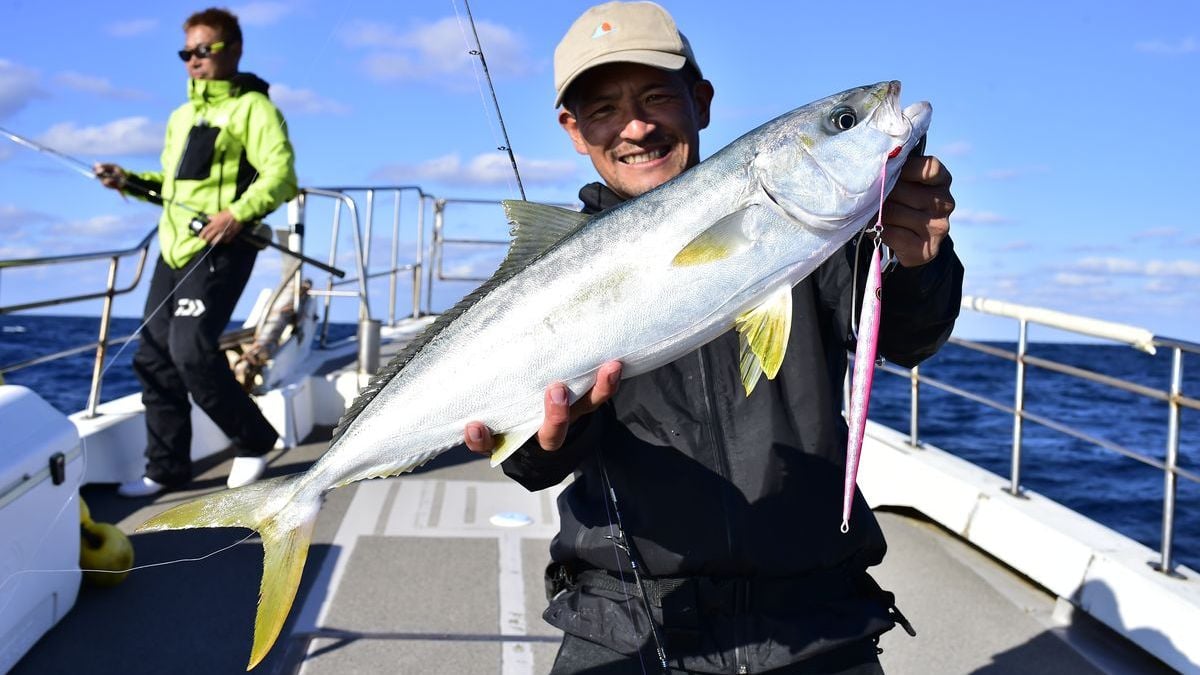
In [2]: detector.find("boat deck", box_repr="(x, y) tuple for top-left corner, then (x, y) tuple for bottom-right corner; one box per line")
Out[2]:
(13, 427), (1172, 674)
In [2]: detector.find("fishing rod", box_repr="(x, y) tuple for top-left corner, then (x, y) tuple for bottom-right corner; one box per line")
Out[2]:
(457, 0), (525, 200)
(0, 125), (345, 278)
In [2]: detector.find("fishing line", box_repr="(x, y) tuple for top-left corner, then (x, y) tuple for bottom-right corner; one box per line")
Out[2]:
(0, 531), (257, 592)
(598, 455), (666, 674)
(451, 0), (526, 200)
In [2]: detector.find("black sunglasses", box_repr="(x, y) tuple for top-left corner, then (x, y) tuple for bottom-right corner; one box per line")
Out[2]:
(177, 41), (226, 62)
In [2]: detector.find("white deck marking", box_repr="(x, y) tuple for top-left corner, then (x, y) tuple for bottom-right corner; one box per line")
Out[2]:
(498, 533), (534, 675)
(295, 477), (568, 674)
(293, 480), (391, 634)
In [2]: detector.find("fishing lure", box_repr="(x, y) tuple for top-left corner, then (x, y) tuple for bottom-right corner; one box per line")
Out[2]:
(841, 159), (889, 534)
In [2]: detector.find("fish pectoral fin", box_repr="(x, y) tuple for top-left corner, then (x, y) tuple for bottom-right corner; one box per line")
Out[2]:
(672, 208), (754, 266)
(489, 418), (542, 468)
(733, 285), (793, 396)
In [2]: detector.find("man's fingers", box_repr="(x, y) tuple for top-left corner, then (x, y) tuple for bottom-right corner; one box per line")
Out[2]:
(881, 201), (946, 267)
(885, 180), (955, 218)
(576, 361), (622, 417)
(537, 383), (572, 451)
(899, 154), (952, 187)
(464, 422), (495, 456)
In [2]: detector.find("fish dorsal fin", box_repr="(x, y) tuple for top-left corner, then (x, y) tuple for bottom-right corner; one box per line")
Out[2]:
(501, 200), (590, 274)
(672, 208), (754, 267)
(734, 285), (793, 396)
(330, 201), (591, 447)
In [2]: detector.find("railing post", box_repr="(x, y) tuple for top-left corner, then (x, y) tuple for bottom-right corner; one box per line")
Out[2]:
(1159, 346), (1183, 573)
(388, 190), (402, 326)
(425, 199), (445, 314)
(85, 256), (120, 418)
(412, 194), (424, 319)
(909, 365), (920, 447)
(364, 189), (375, 272)
(288, 194), (306, 318)
(1010, 319), (1028, 496)
(320, 198), (343, 347)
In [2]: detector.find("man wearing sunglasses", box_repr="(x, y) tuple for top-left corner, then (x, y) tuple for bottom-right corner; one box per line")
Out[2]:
(94, 7), (298, 497)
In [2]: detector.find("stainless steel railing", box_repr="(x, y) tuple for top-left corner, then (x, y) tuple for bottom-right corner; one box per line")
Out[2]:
(294, 186), (431, 347)
(873, 295), (1198, 574)
(0, 227), (157, 417)
(0, 185), (490, 409)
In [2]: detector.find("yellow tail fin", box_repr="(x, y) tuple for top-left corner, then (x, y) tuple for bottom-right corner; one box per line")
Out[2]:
(137, 475), (317, 670)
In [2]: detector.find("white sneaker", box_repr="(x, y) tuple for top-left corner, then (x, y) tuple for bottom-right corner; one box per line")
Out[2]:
(117, 476), (166, 498)
(227, 456), (267, 489)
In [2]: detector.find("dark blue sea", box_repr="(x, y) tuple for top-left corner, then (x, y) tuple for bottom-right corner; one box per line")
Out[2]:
(2, 313), (1196, 572)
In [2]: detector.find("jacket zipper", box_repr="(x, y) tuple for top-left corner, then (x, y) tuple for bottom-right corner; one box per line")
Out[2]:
(695, 348), (745, 673)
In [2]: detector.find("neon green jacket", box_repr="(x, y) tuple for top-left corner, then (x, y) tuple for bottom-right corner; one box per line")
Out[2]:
(126, 74), (298, 268)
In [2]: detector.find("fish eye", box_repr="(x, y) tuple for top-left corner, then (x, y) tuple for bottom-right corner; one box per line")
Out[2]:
(829, 106), (858, 131)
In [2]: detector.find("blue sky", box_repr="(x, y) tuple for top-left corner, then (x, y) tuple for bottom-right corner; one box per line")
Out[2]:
(1, 0), (1197, 342)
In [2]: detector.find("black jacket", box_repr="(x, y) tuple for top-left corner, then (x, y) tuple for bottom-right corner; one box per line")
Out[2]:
(503, 182), (964, 672)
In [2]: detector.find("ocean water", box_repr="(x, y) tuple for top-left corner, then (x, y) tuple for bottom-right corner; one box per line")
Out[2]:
(1, 313), (1196, 571)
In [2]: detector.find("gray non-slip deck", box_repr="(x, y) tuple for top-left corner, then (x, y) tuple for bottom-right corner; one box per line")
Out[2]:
(13, 427), (1171, 674)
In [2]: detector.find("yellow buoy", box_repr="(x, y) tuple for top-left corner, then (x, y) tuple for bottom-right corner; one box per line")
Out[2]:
(79, 499), (134, 587)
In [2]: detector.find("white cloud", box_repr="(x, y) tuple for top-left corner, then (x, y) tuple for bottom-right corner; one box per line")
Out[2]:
(371, 152), (575, 187)
(1130, 227), (1179, 241)
(1134, 37), (1197, 55)
(339, 17), (532, 86)
(997, 240), (1029, 252)
(233, 2), (293, 26)
(1053, 272), (1104, 287)
(105, 18), (158, 37)
(50, 213), (155, 240)
(0, 244), (40, 259)
(1143, 278), (1177, 293)
(952, 209), (1009, 225)
(37, 117), (164, 156)
(1075, 257), (1200, 278)
(0, 204), (54, 229)
(937, 140), (972, 157)
(270, 83), (349, 115)
(0, 59), (45, 119)
(54, 72), (150, 100)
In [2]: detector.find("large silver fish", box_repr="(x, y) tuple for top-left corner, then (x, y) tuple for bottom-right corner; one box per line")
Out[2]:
(139, 80), (932, 669)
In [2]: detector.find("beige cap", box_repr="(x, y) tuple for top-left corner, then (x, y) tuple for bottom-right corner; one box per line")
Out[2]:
(553, 1), (701, 107)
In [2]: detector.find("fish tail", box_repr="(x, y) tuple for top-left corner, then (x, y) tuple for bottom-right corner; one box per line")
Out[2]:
(137, 475), (319, 670)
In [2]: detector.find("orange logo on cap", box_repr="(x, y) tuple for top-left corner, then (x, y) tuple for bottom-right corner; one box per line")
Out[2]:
(592, 21), (614, 38)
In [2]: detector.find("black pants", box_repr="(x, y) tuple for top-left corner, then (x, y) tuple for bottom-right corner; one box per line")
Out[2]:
(133, 244), (277, 485)
(550, 633), (884, 675)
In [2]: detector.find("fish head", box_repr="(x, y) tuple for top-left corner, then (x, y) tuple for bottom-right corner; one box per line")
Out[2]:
(753, 80), (932, 231)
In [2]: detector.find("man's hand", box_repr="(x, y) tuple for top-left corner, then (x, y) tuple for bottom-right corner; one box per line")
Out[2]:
(93, 163), (126, 191)
(464, 360), (623, 457)
(880, 154), (954, 268)
(198, 210), (244, 245)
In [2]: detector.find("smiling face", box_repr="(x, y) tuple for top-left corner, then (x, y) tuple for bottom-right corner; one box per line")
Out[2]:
(183, 24), (240, 81)
(559, 62), (713, 200)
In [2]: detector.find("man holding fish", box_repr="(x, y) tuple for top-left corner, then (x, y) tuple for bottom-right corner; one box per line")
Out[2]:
(139, 1), (963, 670)
(465, 2), (963, 672)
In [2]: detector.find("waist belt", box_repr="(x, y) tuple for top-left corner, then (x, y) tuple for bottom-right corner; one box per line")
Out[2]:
(548, 563), (915, 635)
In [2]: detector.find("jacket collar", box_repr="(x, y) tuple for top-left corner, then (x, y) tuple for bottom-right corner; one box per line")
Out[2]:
(187, 72), (270, 104)
(578, 182), (626, 215)
(188, 77), (235, 104)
